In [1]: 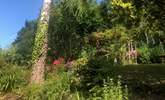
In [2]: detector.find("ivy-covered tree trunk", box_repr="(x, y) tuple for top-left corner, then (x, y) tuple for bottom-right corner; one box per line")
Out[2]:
(31, 0), (52, 84)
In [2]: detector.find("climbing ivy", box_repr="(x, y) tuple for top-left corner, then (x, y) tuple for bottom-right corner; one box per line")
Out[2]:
(32, 21), (48, 62)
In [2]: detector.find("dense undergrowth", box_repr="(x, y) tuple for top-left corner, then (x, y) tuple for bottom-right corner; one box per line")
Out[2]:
(0, 61), (28, 93)
(0, 57), (129, 100)
(1, 56), (165, 100)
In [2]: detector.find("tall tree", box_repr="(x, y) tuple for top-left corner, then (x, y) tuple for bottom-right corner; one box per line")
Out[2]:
(31, 0), (52, 84)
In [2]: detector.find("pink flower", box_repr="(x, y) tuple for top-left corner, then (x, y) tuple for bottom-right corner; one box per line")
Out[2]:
(53, 60), (60, 65)
(126, 50), (137, 57)
(53, 57), (65, 65)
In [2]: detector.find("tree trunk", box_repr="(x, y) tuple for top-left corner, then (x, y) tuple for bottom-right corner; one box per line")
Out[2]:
(31, 0), (52, 84)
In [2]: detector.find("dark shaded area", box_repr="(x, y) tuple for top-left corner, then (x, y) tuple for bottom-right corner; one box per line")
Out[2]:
(75, 56), (165, 98)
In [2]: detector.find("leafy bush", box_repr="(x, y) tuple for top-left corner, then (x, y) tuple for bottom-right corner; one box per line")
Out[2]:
(150, 44), (165, 63)
(0, 66), (27, 92)
(89, 78), (129, 100)
(74, 54), (116, 91)
(24, 68), (72, 100)
(137, 45), (151, 64)
(23, 68), (130, 100)
(43, 70), (71, 100)
(23, 85), (44, 100)
(137, 43), (164, 64)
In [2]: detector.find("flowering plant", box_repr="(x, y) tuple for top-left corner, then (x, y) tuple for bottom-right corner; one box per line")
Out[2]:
(126, 50), (137, 57)
(53, 57), (64, 65)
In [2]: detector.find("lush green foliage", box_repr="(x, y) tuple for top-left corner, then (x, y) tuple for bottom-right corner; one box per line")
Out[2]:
(32, 23), (48, 62)
(89, 78), (129, 100)
(0, 64), (28, 92)
(13, 21), (37, 65)
(1, 0), (164, 99)
(0, 46), (18, 64)
(10, 0), (164, 64)
(24, 68), (71, 100)
(48, 0), (103, 60)
(22, 68), (129, 100)
(47, 0), (165, 64)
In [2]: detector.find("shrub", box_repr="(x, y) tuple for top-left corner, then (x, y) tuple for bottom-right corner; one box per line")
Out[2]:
(137, 45), (151, 64)
(150, 45), (165, 63)
(24, 68), (72, 100)
(75, 54), (115, 91)
(89, 78), (129, 100)
(23, 66), (130, 100)
(23, 85), (44, 100)
(43, 70), (71, 100)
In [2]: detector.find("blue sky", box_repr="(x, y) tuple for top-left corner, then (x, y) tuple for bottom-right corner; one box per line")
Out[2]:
(0, 0), (42, 48)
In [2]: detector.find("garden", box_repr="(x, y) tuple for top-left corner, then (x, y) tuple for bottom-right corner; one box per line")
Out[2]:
(0, 0), (165, 100)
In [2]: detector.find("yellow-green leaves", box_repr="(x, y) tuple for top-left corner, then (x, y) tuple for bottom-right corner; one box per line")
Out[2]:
(112, 0), (133, 9)
(111, 0), (136, 19)
(32, 23), (48, 62)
